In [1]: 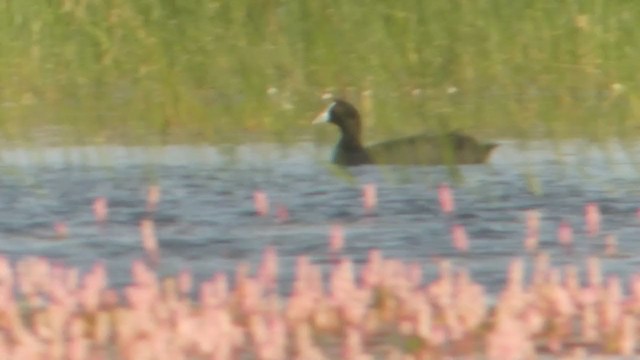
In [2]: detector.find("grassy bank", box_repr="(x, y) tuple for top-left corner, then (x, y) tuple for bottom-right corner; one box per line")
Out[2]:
(0, 0), (639, 146)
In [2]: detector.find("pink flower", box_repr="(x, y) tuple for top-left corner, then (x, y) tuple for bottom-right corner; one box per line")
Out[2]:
(450, 224), (469, 252)
(584, 202), (601, 237)
(361, 183), (377, 214)
(93, 196), (109, 224)
(253, 190), (270, 216)
(438, 183), (455, 214)
(328, 224), (345, 253)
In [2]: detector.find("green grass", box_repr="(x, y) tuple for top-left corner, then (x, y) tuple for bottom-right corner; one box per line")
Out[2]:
(0, 0), (639, 146)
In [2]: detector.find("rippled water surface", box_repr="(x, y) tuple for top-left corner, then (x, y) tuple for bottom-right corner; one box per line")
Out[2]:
(1, 140), (640, 294)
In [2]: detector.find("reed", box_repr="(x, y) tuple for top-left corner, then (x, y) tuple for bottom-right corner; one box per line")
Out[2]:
(1, 0), (638, 147)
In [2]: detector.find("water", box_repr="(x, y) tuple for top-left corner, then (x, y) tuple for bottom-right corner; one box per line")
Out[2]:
(1, 140), (640, 294)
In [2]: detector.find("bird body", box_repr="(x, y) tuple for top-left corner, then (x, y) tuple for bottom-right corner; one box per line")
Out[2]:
(314, 99), (497, 166)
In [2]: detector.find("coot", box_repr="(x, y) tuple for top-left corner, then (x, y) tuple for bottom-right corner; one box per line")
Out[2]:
(313, 99), (498, 166)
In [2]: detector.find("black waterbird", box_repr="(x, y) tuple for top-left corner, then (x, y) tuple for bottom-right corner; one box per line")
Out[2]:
(313, 99), (498, 166)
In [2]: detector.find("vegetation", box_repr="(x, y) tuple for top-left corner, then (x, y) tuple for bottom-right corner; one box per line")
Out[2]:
(0, 0), (638, 146)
